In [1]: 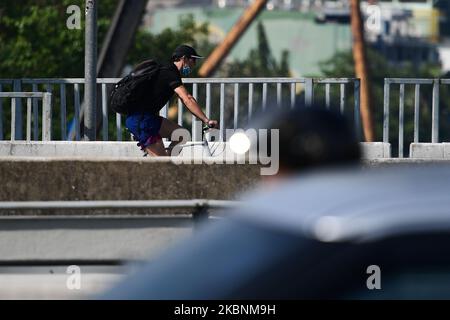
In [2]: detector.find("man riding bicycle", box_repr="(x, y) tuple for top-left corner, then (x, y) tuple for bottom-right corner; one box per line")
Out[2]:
(125, 45), (218, 156)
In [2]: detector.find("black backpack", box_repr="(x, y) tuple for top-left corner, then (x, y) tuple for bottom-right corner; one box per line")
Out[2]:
(110, 59), (161, 115)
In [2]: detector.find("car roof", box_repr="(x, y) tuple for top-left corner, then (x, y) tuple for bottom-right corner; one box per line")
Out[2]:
(234, 165), (450, 243)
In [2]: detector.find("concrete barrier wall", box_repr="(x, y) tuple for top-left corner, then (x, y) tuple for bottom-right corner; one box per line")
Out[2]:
(0, 140), (396, 203)
(410, 143), (450, 159)
(360, 142), (391, 159)
(0, 141), (145, 157)
(0, 141), (392, 202)
(0, 157), (261, 201)
(3, 157), (445, 204)
(0, 141), (392, 159)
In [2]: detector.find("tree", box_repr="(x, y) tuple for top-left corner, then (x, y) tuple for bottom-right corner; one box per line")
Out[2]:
(210, 21), (291, 128)
(222, 21), (290, 78)
(126, 14), (213, 74)
(0, 4), (213, 139)
(0, 3), (292, 138)
(0, 0), (116, 78)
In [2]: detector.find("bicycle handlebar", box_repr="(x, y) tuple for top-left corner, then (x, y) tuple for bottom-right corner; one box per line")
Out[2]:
(202, 123), (214, 133)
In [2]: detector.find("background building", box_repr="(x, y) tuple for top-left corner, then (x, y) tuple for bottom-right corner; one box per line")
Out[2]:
(144, 0), (450, 75)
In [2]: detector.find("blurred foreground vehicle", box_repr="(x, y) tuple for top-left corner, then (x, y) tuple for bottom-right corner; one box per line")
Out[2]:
(102, 165), (450, 299)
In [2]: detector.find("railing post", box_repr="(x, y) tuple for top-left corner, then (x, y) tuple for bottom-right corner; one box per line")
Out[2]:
(13, 80), (22, 140)
(290, 82), (296, 109)
(325, 83), (330, 109)
(234, 83), (239, 129)
(42, 93), (52, 141)
(340, 83), (345, 114)
(262, 82), (267, 110)
(248, 83), (253, 122)
(74, 83), (81, 141)
(160, 102), (169, 119)
(101, 83), (108, 141)
(11, 96), (16, 141)
(277, 82), (282, 108)
(178, 98), (183, 126)
(60, 84), (67, 140)
(192, 83), (201, 142)
(354, 79), (361, 141)
(26, 97), (32, 141)
(220, 83), (225, 141)
(431, 78), (440, 143)
(399, 84), (405, 158)
(84, 0), (97, 141)
(32, 84), (39, 140)
(305, 78), (313, 107)
(206, 83), (211, 119)
(383, 79), (390, 142)
(414, 84), (420, 143)
(116, 113), (122, 141)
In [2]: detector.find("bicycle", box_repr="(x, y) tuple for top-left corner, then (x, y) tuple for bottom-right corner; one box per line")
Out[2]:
(172, 123), (216, 158)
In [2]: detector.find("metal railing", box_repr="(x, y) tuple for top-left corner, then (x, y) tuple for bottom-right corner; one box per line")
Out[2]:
(0, 199), (238, 210)
(383, 78), (450, 157)
(0, 199), (240, 221)
(0, 92), (52, 141)
(3, 77), (450, 158)
(0, 78), (361, 142)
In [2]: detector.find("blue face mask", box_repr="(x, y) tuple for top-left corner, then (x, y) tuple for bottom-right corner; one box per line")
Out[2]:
(181, 65), (191, 76)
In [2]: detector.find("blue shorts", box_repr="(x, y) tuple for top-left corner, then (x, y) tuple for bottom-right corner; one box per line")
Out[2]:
(125, 112), (163, 150)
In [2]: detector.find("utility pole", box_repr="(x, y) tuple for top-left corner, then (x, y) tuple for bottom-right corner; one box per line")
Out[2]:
(198, 0), (267, 77)
(84, 0), (97, 141)
(68, 0), (147, 141)
(350, 0), (375, 142)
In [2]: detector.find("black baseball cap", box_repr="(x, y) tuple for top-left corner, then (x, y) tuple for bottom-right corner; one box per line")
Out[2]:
(172, 44), (204, 60)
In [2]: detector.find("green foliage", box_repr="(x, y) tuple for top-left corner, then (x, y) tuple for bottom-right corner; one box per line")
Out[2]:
(319, 49), (442, 80)
(223, 21), (290, 77)
(0, 3), (291, 138)
(0, 3), (289, 78)
(127, 14), (213, 73)
(209, 21), (291, 128)
(0, 0), (116, 78)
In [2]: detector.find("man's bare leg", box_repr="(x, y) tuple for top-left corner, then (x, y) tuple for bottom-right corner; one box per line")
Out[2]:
(144, 140), (168, 156)
(159, 117), (187, 156)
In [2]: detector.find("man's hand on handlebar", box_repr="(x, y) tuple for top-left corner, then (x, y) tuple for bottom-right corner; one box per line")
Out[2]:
(204, 119), (218, 129)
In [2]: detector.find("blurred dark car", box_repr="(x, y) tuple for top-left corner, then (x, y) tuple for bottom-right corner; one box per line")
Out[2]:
(102, 165), (450, 299)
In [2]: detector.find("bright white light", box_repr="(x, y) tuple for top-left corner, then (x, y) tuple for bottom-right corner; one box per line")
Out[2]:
(218, 0), (226, 9)
(229, 132), (251, 155)
(313, 216), (343, 242)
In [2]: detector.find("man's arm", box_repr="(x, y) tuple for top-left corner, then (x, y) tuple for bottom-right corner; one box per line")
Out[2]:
(174, 85), (209, 123)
